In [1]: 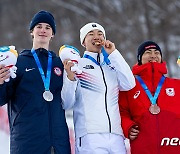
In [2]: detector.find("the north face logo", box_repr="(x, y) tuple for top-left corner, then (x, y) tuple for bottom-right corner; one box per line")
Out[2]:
(83, 65), (94, 69)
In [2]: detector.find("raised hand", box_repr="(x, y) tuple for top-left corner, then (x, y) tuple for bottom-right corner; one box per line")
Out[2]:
(63, 60), (76, 81)
(103, 40), (116, 55)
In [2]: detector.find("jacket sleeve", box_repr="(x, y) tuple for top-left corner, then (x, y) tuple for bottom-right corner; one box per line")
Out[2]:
(118, 91), (136, 138)
(61, 71), (78, 110)
(108, 49), (135, 91)
(0, 82), (12, 106)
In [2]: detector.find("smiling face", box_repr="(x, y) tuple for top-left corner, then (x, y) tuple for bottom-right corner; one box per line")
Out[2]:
(83, 29), (105, 53)
(141, 49), (162, 64)
(31, 23), (54, 48)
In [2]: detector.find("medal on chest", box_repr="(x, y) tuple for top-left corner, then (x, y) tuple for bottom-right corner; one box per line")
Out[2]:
(149, 104), (160, 114)
(136, 76), (165, 115)
(31, 49), (53, 102)
(43, 90), (53, 102)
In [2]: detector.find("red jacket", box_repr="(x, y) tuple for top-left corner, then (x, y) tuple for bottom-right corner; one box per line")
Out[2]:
(119, 62), (180, 154)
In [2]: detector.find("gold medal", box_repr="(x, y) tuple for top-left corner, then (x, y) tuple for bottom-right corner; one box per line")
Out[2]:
(149, 104), (160, 114)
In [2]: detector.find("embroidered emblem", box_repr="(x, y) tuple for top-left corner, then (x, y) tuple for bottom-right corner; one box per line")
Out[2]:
(54, 67), (62, 76)
(166, 88), (175, 96)
(92, 24), (97, 27)
(108, 65), (115, 71)
(134, 91), (140, 99)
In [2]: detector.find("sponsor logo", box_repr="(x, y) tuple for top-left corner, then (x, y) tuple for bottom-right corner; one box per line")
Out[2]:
(161, 137), (180, 146)
(108, 65), (115, 71)
(83, 65), (94, 69)
(134, 91), (140, 99)
(25, 68), (35, 72)
(92, 24), (97, 27)
(145, 45), (156, 49)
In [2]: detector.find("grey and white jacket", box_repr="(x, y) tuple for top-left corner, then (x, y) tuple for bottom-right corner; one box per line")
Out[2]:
(62, 49), (135, 139)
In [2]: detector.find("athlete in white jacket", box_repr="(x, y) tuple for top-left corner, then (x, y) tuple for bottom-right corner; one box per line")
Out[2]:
(62, 22), (135, 154)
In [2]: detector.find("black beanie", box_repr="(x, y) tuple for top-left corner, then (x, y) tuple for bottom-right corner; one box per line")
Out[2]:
(29, 10), (56, 34)
(137, 40), (162, 65)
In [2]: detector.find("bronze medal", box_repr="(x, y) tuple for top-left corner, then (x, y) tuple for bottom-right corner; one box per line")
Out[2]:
(149, 104), (160, 114)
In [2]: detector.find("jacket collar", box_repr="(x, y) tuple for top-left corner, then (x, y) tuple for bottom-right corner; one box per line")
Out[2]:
(83, 51), (103, 63)
(133, 62), (167, 81)
(132, 62), (167, 93)
(84, 51), (99, 57)
(20, 48), (56, 58)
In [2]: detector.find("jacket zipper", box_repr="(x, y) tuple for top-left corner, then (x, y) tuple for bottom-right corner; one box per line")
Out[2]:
(152, 63), (155, 95)
(79, 137), (81, 147)
(97, 53), (111, 133)
(42, 48), (53, 147)
(152, 63), (160, 154)
(51, 146), (55, 154)
(156, 115), (160, 154)
(48, 97), (53, 146)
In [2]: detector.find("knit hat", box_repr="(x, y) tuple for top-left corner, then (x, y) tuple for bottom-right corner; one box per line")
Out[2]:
(80, 22), (106, 46)
(29, 10), (56, 34)
(137, 40), (162, 65)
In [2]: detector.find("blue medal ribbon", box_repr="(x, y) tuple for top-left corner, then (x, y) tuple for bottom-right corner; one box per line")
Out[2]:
(83, 54), (100, 65)
(31, 49), (52, 91)
(101, 47), (111, 65)
(136, 75), (165, 105)
(83, 47), (111, 66)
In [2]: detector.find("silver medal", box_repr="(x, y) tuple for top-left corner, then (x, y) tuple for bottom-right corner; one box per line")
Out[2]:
(43, 90), (53, 102)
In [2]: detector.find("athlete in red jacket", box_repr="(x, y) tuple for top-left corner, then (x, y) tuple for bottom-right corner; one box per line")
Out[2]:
(119, 40), (180, 154)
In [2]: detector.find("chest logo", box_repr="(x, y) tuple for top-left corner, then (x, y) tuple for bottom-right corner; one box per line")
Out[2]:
(166, 88), (175, 96)
(54, 67), (62, 76)
(25, 68), (35, 72)
(83, 65), (94, 69)
(134, 91), (140, 99)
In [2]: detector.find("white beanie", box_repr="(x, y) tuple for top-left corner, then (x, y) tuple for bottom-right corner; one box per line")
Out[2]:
(80, 22), (106, 46)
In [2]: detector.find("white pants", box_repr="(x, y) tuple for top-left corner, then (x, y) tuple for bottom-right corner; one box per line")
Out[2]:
(75, 133), (127, 154)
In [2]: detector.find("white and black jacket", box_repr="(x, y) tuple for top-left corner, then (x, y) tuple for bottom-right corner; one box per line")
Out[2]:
(62, 49), (135, 139)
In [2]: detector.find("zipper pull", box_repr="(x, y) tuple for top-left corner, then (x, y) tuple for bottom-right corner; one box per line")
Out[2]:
(51, 146), (55, 154)
(97, 53), (100, 65)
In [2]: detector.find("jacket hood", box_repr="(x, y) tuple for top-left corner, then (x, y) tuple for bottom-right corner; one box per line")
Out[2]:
(132, 62), (167, 94)
(132, 62), (167, 79)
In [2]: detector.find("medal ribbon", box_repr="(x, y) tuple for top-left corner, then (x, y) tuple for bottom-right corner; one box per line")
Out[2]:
(101, 47), (111, 65)
(136, 76), (165, 105)
(83, 54), (100, 65)
(83, 47), (111, 66)
(31, 49), (52, 91)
